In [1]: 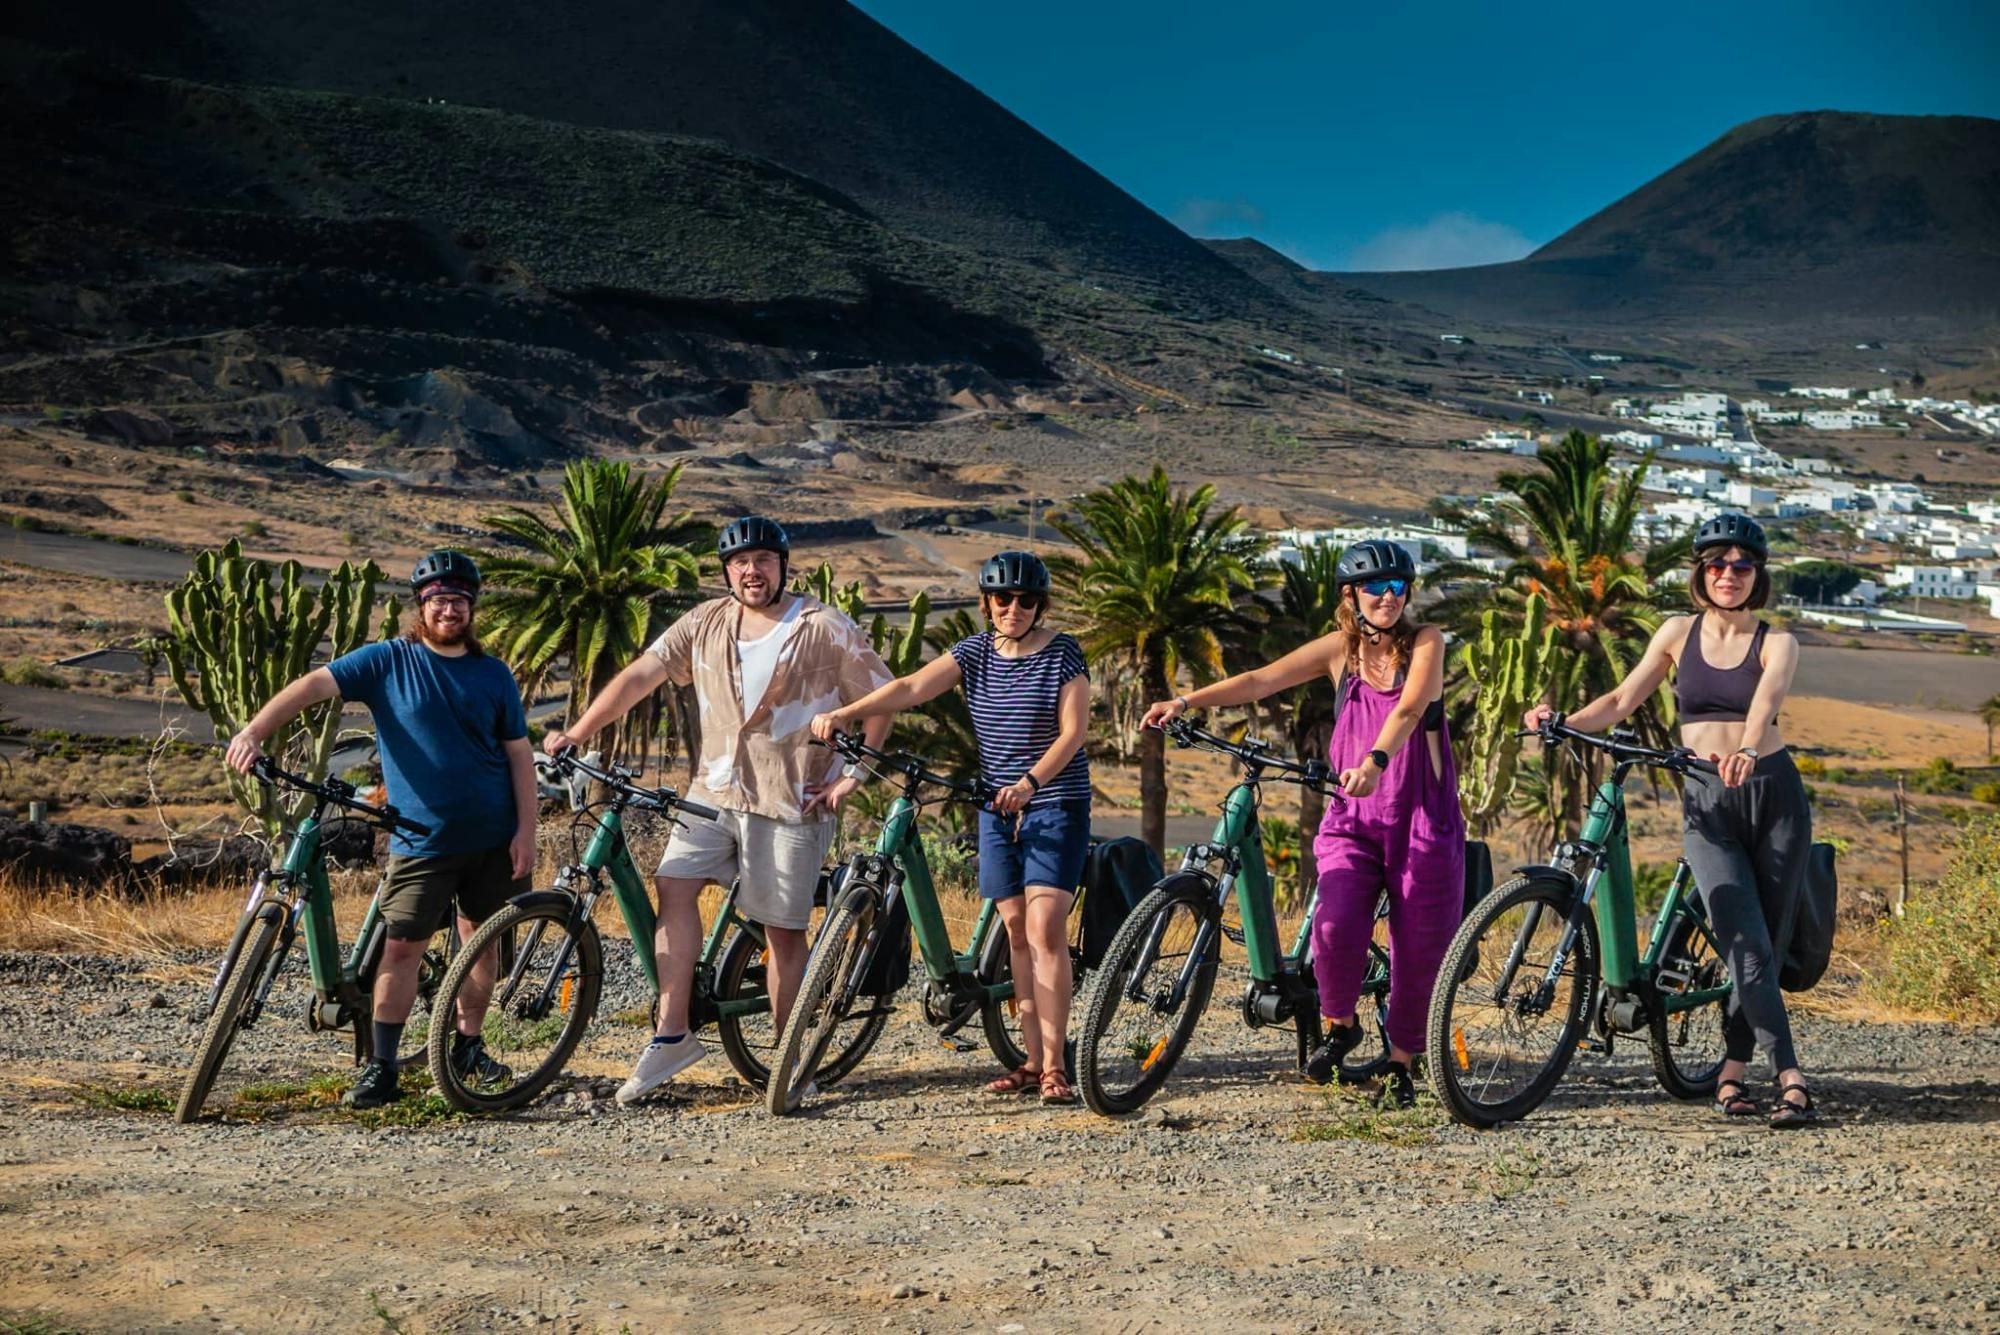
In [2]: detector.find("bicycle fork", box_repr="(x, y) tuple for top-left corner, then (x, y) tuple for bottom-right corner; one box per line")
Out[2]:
(1493, 869), (1598, 1018)
(1122, 883), (1223, 1015)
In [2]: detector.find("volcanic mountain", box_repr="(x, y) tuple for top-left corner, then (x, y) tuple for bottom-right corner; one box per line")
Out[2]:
(1329, 112), (2000, 334)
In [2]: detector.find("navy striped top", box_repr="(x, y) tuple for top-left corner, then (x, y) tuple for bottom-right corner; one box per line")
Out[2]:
(949, 631), (1092, 807)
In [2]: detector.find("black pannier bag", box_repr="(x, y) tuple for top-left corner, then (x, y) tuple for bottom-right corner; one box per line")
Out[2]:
(1778, 841), (1838, 993)
(1079, 837), (1163, 972)
(1462, 839), (1494, 923)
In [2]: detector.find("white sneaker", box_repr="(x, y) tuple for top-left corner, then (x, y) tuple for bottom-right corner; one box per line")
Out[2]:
(616, 1034), (706, 1105)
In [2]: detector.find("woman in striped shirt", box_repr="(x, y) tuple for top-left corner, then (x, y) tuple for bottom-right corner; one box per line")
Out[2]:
(811, 551), (1091, 1104)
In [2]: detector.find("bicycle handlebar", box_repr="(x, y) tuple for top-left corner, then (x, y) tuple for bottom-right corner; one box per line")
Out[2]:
(537, 748), (721, 822)
(1157, 717), (1335, 791)
(250, 756), (432, 837)
(812, 732), (998, 806)
(1519, 717), (1715, 776)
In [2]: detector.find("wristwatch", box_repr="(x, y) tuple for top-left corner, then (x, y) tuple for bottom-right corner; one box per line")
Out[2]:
(1173, 695), (1191, 712)
(1366, 749), (1389, 771)
(841, 762), (862, 780)
(1736, 747), (1760, 761)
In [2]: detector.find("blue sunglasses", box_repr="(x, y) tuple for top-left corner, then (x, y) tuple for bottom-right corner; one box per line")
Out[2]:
(1359, 577), (1410, 598)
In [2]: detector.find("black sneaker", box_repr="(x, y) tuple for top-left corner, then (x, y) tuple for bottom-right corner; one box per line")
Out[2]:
(450, 1034), (513, 1087)
(1380, 1058), (1417, 1109)
(343, 1058), (403, 1109)
(1303, 1022), (1366, 1085)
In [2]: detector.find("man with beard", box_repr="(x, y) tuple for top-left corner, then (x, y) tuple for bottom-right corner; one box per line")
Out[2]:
(543, 516), (892, 1105)
(226, 551), (536, 1108)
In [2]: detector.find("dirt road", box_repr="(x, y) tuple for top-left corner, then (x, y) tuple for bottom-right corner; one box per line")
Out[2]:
(2, 947), (1995, 1333)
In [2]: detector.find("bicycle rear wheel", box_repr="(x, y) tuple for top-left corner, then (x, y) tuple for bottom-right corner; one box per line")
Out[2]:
(766, 891), (875, 1115)
(1076, 876), (1218, 1116)
(974, 923), (1080, 1076)
(1648, 910), (1730, 1100)
(176, 903), (285, 1124)
(1426, 875), (1597, 1128)
(428, 899), (601, 1113)
(715, 926), (887, 1092)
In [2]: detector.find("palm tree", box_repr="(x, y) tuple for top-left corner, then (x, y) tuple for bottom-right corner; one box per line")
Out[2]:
(1049, 466), (1266, 858)
(1980, 692), (2000, 761)
(478, 460), (709, 769)
(1430, 430), (1689, 838)
(1257, 543), (1344, 907)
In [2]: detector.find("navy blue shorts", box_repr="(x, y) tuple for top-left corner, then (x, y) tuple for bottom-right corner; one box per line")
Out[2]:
(976, 800), (1091, 900)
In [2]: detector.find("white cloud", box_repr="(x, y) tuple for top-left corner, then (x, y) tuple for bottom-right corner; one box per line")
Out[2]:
(1347, 211), (1536, 271)
(1173, 197), (1267, 234)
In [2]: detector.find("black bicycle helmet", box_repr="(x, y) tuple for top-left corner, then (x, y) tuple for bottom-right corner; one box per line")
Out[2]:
(410, 549), (481, 596)
(1334, 539), (1417, 588)
(717, 515), (790, 591)
(977, 551), (1051, 597)
(1693, 512), (1767, 561)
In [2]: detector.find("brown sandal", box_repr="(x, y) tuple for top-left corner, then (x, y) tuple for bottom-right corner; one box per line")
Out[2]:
(987, 1065), (1040, 1095)
(1039, 1068), (1078, 1105)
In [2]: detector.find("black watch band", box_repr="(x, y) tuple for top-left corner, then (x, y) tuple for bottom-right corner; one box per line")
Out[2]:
(1367, 749), (1389, 771)
(1023, 772), (1042, 793)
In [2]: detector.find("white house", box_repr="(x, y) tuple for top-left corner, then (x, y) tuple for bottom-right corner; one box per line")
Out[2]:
(1726, 481), (1778, 509)
(1790, 456), (1839, 475)
(1516, 389), (1555, 405)
(1887, 565), (1978, 599)
(1604, 429), (1664, 452)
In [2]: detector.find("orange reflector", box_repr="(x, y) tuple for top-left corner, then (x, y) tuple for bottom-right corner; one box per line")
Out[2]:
(1005, 999), (1019, 1018)
(1453, 1027), (1470, 1071)
(560, 977), (573, 1011)
(1141, 1036), (1169, 1071)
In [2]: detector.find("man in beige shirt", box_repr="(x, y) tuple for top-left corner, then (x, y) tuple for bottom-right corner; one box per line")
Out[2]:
(546, 517), (891, 1104)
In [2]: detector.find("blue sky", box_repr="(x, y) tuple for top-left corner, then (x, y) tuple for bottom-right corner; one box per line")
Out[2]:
(852, 1), (2000, 272)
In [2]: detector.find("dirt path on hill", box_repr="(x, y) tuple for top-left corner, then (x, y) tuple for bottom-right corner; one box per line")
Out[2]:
(1, 948), (1996, 1333)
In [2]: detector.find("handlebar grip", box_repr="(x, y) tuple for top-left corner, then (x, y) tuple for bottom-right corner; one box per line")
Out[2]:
(395, 815), (432, 837)
(675, 798), (721, 822)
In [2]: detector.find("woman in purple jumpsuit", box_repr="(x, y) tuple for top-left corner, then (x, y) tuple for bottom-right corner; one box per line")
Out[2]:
(1143, 539), (1461, 1105)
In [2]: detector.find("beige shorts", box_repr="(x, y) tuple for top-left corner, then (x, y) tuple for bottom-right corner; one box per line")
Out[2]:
(654, 808), (836, 931)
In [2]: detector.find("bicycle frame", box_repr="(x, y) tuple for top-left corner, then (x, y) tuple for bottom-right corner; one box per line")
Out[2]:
(553, 804), (768, 1024)
(866, 793), (1007, 1002)
(1551, 771), (1730, 1022)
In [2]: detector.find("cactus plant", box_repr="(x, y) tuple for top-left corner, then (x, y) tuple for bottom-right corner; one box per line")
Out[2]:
(1457, 591), (1558, 835)
(163, 538), (393, 834)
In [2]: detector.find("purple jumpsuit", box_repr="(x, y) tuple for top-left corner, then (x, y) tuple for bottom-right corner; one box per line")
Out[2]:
(1310, 673), (1465, 1054)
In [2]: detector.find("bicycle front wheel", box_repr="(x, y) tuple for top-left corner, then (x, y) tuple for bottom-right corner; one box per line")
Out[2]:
(767, 893), (875, 1115)
(1648, 911), (1730, 1100)
(428, 899), (601, 1113)
(177, 903), (285, 1124)
(1076, 876), (1218, 1116)
(715, 925), (888, 1092)
(1426, 875), (1598, 1128)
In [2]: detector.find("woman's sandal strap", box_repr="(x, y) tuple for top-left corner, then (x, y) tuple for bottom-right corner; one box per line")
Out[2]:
(1714, 1079), (1759, 1115)
(1770, 1080), (1819, 1126)
(986, 1066), (1040, 1095)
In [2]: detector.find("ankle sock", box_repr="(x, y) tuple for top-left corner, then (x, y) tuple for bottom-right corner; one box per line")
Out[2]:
(652, 1032), (687, 1046)
(372, 1021), (405, 1064)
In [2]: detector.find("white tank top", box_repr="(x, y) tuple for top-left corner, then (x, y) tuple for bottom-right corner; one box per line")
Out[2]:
(736, 597), (802, 717)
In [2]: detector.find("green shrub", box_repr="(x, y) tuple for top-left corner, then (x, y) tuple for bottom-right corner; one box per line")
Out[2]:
(1908, 756), (1966, 795)
(1872, 814), (2000, 1021)
(174, 489), (197, 504)
(1793, 754), (1826, 779)
(1972, 783), (2000, 806)
(0, 657), (65, 689)
(241, 520), (271, 538)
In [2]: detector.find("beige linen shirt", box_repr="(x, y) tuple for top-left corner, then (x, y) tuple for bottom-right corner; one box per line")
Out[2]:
(647, 594), (890, 822)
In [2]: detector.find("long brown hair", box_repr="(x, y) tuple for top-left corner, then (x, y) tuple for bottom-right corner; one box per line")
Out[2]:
(1335, 592), (1416, 679)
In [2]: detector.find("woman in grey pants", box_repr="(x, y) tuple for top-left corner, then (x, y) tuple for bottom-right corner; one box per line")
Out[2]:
(1523, 512), (1818, 1127)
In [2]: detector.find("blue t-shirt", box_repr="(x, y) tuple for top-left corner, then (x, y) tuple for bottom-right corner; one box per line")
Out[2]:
(326, 638), (527, 857)
(948, 631), (1091, 807)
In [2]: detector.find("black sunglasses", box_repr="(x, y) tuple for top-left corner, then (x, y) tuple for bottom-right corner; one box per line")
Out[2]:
(989, 591), (1045, 609)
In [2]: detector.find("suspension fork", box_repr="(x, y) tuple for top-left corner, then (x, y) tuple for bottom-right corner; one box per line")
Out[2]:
(1122, 875), (1226, 1012)
(202, 871), (272, 1018)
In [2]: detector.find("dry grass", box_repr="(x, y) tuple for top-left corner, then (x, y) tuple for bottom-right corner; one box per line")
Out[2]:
(0, 867), (383, 956)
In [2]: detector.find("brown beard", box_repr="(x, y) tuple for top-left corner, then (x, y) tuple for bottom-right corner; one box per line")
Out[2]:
(400, 613), (483, 655)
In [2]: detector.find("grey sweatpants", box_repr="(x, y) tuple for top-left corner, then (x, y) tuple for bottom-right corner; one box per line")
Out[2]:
(1681, 750), (1812, 1074)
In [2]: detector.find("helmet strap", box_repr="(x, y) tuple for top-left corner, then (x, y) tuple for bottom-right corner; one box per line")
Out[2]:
(1346, 587), (1397, 638)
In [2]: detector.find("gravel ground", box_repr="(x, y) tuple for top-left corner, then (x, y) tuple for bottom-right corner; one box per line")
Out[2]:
(2, 945), (1996, 1334)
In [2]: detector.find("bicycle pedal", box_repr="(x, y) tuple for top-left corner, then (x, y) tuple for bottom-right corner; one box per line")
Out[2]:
(939, 1037), (979, 1054)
